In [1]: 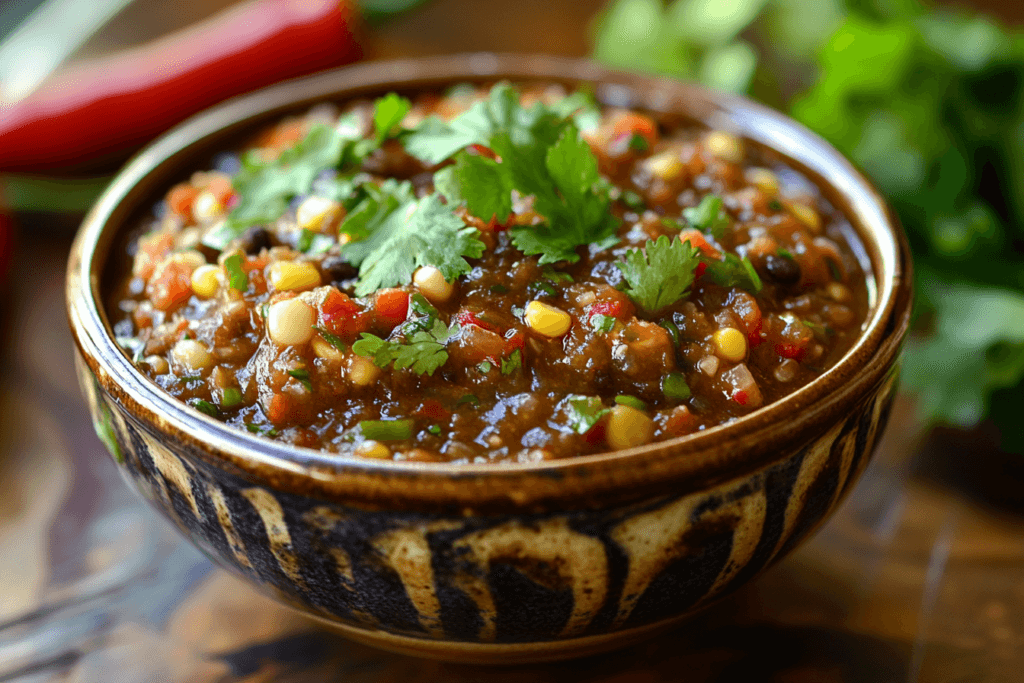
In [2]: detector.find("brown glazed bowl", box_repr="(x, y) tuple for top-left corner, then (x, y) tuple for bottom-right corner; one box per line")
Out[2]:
(67, 54), (912, 664)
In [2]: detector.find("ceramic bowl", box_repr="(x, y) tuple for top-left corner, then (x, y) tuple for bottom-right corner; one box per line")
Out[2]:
(66, 54), (912, 664)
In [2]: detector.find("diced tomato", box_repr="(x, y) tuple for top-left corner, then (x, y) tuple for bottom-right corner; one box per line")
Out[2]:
(457, 309), (502, 334)
(612, 113), (659, 149)
(732, 389), (749, 406)
(146, 260), (193, 312)
(414, 399), (448, 421)
(731, 292), (763, 347)
(695, 261), (708, 279)
(374, 289), (409, 329)
(134, 231), (174, 280)
(503, 331), (526, 356)
(466, 144), (497, 160)
(207, 174), (235, 204)
(775, 343), (806, 361)
(167, 183), (199, 220)
(319, 288), (368, 337)
(584, 421), (606, 446)
(663, 406), (698, 436)
(747, 319), (764, 347)
(266, 393), (295, 426)
(588, 300), (624, 320)
(678, 229), (720, 258)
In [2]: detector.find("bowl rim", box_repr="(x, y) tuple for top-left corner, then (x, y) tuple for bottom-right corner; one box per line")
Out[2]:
(67, 53), (913, 512)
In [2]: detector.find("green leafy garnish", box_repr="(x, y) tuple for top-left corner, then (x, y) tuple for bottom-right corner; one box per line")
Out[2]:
(660, 320), (681, 346)
(427, 424), (442, 435)
(288, 368), (313, 392)
(777, 247), (794, 260)
(453, 151), (513, 222)
(683, 195), (730, 240)
(565, 395), (610, 434)
(615, 395), (647, 411)
(616, 235), (701, 312)
(543, 267), (574, 284)
(501, 349), (523, 375)
(297, 229), (334, 255)
(360, 419), (414, 441)
(189, 398), (219, 417)
(456, 394), (480, 408)
(590, 314), (616, 333)
(178, 375), (203, 384)
(245, 423), (278, 437)
(628, 133), (650, 152)
(662, 373), (691, 401)
(313, 326), (348, 353)
(702, 253), (763, 293)
(220, 387), (244, 408)
(352, 319), (460, 375)
(341, 192), (485, 296)
(223, 254), (248, 291)
(477, 360), (493, 373)
(373, 93), (412, 144)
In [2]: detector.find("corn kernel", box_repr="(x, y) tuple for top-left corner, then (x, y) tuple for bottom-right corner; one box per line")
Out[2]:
(311, 336), (344, 361)
(413, 266), (454, 304)
(826, 282), (851, 303)
(143, 355), (169, 375)
(170, 339), (214, 373)
(191, 264), (222, 298)
(192, 190), (223, 222)
(296, 196), (342, 232)
(705, 130), (744, 163)
(605, 404), (654, 450)
(172, 249), (206, 270)
(355, 440), (391, 459)
(267, 298), (315, 346)
(348, 355), (381, 386)
(786, 201), (822, 233)
(746, 167), (779, 195)
(712, 327), (748, 363)
(645, 151), (685, 181)
(268, 261), (321, 292)
(524, 300), (572, 338)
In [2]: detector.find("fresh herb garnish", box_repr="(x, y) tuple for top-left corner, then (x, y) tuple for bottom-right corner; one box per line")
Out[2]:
(288, 368), (312, 391)
(501, 349), (523, 375)
(297, 229), (334, 255)
(616, 235), (701, 312)
(777, 247), (794, 260)
(660, 319), (681, 346)
(534, 281), (558, 297)
(373, 92), (412, 144)
(313, 326), (348, 353)
(178, 375), (203, 383)
(427, 424), (442, 435)
(220, 387), (244, 408)
(565, 395), (610, 434)
(543, 267), (574, 284)
(477, 360), (493, 373)
(662, 373), (691, 401)
(702, 253), (763, 293)
(352, 319), (459, 375)
(223, 254), (248, 291)
(189, 398), (219, 417)
(489, 284), (510, 295)
(456, 394), (480, 408)
(360, 419), (414, 441)
(615, 395), (647, 411)
(453, 151), (514, 222)
(768, 199), (783, 212)
(115, 336), (146, 363)
(628, 132), (650, 152)
(590, 314), (616, 333)
(683, 195), (730, 240)
(245, 423), (278, 436)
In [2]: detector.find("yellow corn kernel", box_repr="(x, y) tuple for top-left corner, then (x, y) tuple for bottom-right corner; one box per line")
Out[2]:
(296, 196), (341, 232)
(190, 264), (222, 298)
(605, 404), (654, 450)
(192, 190), (223, 222)
(786, 201), (822, 233)
(413, 265), (455, 304)
(267, 298), (315, 346)
(524, 300), (572, 338)
(746, 167), (779, 195)
(268, 260), (321, 292)
(348, 355), (381, 386)
(311, 336), (344, 362)
(170, 339), (214, 373)
(143, 355), (169, 375)
(355, 440), (391, 459)
(712, 327), (748, 363)
(645, 151), (685, 181)
(705, 130), (744, 163)
(826, 282), (851, 303)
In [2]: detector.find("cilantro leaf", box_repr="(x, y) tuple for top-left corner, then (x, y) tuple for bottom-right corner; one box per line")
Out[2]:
(683, 195), (730, 239)
(296, 229), (334, 255)
(342, 193), (485, 296)
(500, 349), (523, 375)
(374, 93), (412, 144)
(432, 165), (463, 206)
(223, 254), (248, 291)
(565, 395), (610, 434)
(616, 235), (701, 312)
(338, 178), (415, 244)
(454, 152), (513, 222)
(702, 253), (763, 293)
(352, 319), (460, 375)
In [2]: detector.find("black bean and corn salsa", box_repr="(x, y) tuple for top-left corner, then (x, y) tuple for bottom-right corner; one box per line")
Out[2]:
(109, 83), (870, 464)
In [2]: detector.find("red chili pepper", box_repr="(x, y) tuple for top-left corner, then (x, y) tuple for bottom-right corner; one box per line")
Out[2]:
(747, 318), (763, 347)
(0, 0), (362, 173)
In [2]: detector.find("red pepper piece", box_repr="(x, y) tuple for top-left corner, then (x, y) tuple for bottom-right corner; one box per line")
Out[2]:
(503, 331), (526, 355)
(583, 421), (607, 446)
(466, 144), (497, 160)
(746, 318), (764, 347)
(732, 389), (749, 406)
(611, 113), (659, 149)
(587, 300), (624, 320)
(319, 288), (368, 337)
(774, 343), (806, 361)
(414, 400), (448, 421)
(457, 309), (502, 334)
(374, 289), (409, 329)
(0, 0), (362, 173)
(695, 261), (708, 279)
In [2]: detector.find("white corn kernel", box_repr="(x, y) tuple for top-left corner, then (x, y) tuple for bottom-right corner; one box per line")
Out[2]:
(355, 440), (391, 459)
(172, 249), (206, 270)
(267, 298), (315, 346)
(605, 404), (655, 450)
(348, 355), (381, 386)
(524, 300), (572, 338)
(645, 151), (685, 181)
(705, 130), (744, 163)
(712, 327), (748, 363)
(296, 196), (342, 232)
(191, 264), (222, 298)
(170, 339), (214, 373)
(191, 190), (223, 222)
(268, 261), (321, 292)
(746, 167), (780, 195)
(143, 355), (169, 375)
(786, 201), (822, 233)
(413, 266), (455, 304)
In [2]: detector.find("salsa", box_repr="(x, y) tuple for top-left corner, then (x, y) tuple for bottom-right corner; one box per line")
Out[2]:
(108, 83), (870, 464)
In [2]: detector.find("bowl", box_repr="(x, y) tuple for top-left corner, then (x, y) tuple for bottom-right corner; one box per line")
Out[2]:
(66, 54), (912, 664)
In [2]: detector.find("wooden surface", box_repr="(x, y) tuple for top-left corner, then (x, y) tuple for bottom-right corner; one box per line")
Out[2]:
(3, 1), (1024, 679)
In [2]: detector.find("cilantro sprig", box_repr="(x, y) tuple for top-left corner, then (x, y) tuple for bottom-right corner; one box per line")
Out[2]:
(565, 395), (610, 434)
(702, 253), (763, 293)
(352, 319), (460, 376)
(683, 195), (731, 240)
(616, 235), (701, 313)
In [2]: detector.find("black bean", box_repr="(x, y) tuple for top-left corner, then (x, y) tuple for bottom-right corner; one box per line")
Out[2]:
(321, 255), (358, 282)
(765, 254), (801, 284)
(239, 226), (271, 255)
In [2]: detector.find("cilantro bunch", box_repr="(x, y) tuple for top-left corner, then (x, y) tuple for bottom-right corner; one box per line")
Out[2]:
(593, 0), (1024, 453)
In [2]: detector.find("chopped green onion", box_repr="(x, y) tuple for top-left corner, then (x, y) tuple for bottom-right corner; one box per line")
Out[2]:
(501, 349), (522, 375)
(288, 368), (313, 392)
(662, 372), (691, 401)
(220, 387), (244, 408)
(223, 254), (248, 291)
(615, 395), (647, 411)
(359, 419), (414, 440)
(189, 398), (219, 417)
(590, 314), (616, 333)
(313, 326), (347, 352)
(427, 424), (442, 436)
(660, 320), (681, 346)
